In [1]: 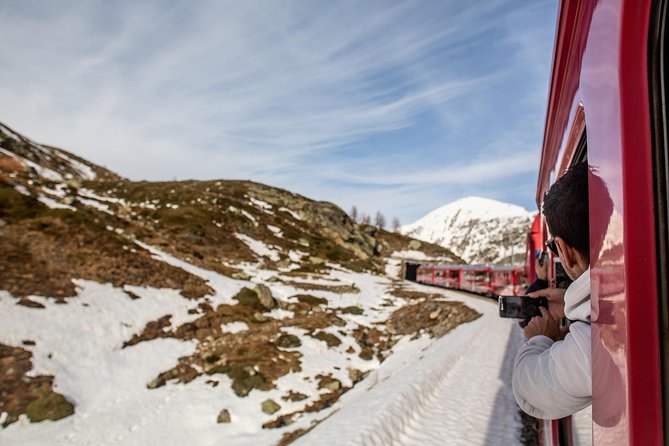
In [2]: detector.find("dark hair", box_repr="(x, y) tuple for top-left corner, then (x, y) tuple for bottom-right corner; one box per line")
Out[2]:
(542, 162), (590, 262)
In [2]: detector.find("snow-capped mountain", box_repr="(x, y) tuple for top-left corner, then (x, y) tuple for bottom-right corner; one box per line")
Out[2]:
(402, 196), (536, 264)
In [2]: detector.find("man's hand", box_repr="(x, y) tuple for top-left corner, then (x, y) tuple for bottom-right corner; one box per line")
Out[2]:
(524, 307), (568, 341)
(527, 287), (566, 321)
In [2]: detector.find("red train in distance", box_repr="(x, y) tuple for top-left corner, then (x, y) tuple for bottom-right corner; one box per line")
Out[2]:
(415, 264), (527, 297)
(530, 0), (668, 444)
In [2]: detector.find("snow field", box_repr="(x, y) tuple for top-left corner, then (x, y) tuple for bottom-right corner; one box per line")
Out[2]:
(0, 242), (400, 445)
(0, 241), (525, 446)
(296, 287), (523, 445)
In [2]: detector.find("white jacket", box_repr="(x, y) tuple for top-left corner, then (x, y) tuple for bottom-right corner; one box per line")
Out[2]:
(512, 268), (592, 420)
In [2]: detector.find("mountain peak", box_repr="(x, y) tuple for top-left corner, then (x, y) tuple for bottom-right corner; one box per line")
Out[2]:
(427, 196), (530, 221)
(402, 196), (535, 264)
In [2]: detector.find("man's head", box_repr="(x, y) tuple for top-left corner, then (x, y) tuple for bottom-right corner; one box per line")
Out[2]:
(542, 162), (590, 280)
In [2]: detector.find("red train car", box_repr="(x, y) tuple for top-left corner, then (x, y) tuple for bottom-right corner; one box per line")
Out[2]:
(415, 264), (526, 297)
(533, 0), (668, 444)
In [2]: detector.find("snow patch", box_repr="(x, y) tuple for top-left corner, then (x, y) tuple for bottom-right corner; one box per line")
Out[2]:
(279, 207), (302, 220)
(296, 289), (523, 445)
(221, 321), (249, 334)
(77, 197), (113, 214)
(13, 184), (30, 196)
(249, 197), (272, 210)
(54, 151), (97, 181)
(240, 210), (258, 226)
(267, 225), (283, 237)
(37, 195), (75, 211)
(235, 233), (281, 262)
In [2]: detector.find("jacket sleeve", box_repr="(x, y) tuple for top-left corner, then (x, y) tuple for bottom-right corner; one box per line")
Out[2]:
(512, 323), (592, 420)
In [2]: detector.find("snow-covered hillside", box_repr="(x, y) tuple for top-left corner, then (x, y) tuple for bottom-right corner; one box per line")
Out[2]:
(402, 197), (536, 264)
(1, 121), (478, 445)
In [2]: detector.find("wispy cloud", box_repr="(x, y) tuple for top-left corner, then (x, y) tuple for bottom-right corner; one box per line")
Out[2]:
(0, 0), (557, 222)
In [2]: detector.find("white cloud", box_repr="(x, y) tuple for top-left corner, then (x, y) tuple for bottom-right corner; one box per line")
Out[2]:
(0, 0), (557, 222)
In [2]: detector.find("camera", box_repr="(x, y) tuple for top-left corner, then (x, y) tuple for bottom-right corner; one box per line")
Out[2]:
(498, 295), (548, 321)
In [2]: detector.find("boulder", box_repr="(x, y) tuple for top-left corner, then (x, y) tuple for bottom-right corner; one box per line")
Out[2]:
(348, 368), (364, 383)
(254, 284), (276, 310)
(261, 399), (281, 415)
(217, 409), (231, 423)
(408, 240), (422, 250)
(276, 334), (301, 348)
(233, 287), (260, 307)
(252, 312), (269, 323)
(232, 271), (252, 281)
(322, 379), (341, 391)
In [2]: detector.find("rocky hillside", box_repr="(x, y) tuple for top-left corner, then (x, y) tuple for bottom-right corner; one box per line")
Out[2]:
(402, 196), (535, 264)
(0, 121), (474, 444)
(0, 121), (460, 300)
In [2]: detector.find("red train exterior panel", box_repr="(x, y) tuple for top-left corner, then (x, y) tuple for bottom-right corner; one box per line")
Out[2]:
(539, 0), (664, 444)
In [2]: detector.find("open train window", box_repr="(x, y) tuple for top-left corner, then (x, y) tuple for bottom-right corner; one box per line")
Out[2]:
(649, 0), (669, 442)
(573, 129), (588, 165)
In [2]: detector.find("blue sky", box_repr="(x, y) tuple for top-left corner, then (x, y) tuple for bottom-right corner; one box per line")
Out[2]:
(0, 0), (558, 224)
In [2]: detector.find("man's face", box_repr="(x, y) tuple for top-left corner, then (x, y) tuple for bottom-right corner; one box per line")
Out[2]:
(554, 237), (588, 280)
(560, 250), (578, 281)
(547, 224), (587, 280)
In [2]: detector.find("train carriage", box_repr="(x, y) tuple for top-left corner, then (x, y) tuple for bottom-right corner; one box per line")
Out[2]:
(533, 0), (669, 444)
(414, 263), (526, 297)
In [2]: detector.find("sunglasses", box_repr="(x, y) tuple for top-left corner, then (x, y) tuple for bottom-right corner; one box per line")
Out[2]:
(545, 236), (559, 256)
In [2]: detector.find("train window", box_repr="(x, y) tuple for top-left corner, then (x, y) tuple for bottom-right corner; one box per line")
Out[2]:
(573, 129), (588, 165)
(649, 0), (669, 440)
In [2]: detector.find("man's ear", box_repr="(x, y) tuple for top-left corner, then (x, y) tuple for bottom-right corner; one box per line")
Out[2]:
(556, 237), (577, 269)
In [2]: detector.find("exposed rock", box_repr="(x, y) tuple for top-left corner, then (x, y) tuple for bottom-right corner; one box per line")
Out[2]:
(233, 287), (260, 307)
(232, 271), (252, 281)
(324, 381), (340, 391)
(340, 306), (363, 315)
(147, 377), (162, 389)
(0, 343), (74, 427)
(387, 300), (480, 339)
(358, 350), (373, 361)
(294, 294), (327, 307)
(262, 413), (295, 429)
(25, 388), (75, 423)
(348, 368), (364, 384)
(308, 256), (325, 265)
(276, 334), (301, 348)
(317, 375), (341, 391)
(310, 331), (341, 347)
(16, 298), (45, 309)
(282, 390), (308, 402)
(217, 409), (231, 423)
(261, 399), (281, 415)
(207, 364), (268, 397)
(252, 312), (269, 323)
(254, 284), (276, 310)
(408, 240), (422, 250)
